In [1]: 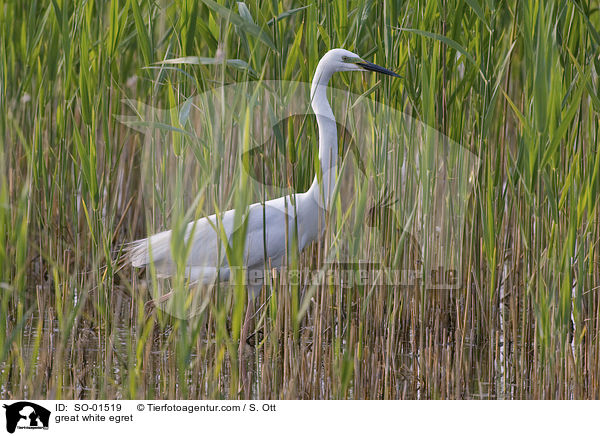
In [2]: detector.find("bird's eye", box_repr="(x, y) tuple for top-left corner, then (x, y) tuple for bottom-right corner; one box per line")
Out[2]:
(342, 56), (349, 62)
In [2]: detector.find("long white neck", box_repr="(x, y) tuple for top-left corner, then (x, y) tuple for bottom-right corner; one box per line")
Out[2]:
(306, 60), (337, 211)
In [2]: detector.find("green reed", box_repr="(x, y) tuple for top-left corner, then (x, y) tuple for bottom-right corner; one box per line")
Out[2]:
(0, 0), (599, 399)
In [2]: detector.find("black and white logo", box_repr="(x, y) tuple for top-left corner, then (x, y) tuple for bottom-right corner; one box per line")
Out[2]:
(2, 402), (50, 433)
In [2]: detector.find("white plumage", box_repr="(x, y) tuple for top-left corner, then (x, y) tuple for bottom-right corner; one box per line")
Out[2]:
(127, 48), (399, 294)
(128, 191), (321, 294)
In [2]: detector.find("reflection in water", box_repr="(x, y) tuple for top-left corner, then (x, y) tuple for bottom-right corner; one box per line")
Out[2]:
(12, 283), (524, 400)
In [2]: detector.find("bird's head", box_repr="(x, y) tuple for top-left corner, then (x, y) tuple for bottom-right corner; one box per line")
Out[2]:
(322, 48), (400, 77)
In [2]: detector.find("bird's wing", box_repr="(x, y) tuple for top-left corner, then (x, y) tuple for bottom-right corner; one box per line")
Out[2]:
(242, 197), (299, 270)
(127, 196), (300, 283)
(128, 209), (235, 283)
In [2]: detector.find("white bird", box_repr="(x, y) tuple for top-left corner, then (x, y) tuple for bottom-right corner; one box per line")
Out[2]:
(127, 48), (399, 297)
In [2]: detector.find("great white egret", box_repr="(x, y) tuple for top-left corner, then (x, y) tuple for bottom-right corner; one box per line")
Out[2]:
(127, 48), (399, 297)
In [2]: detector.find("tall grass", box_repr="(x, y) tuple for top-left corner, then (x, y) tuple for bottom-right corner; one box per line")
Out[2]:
(1, 0), (599, 399)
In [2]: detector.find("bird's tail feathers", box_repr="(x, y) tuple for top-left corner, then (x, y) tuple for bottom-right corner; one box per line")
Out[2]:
(126, 230), (173, 271)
